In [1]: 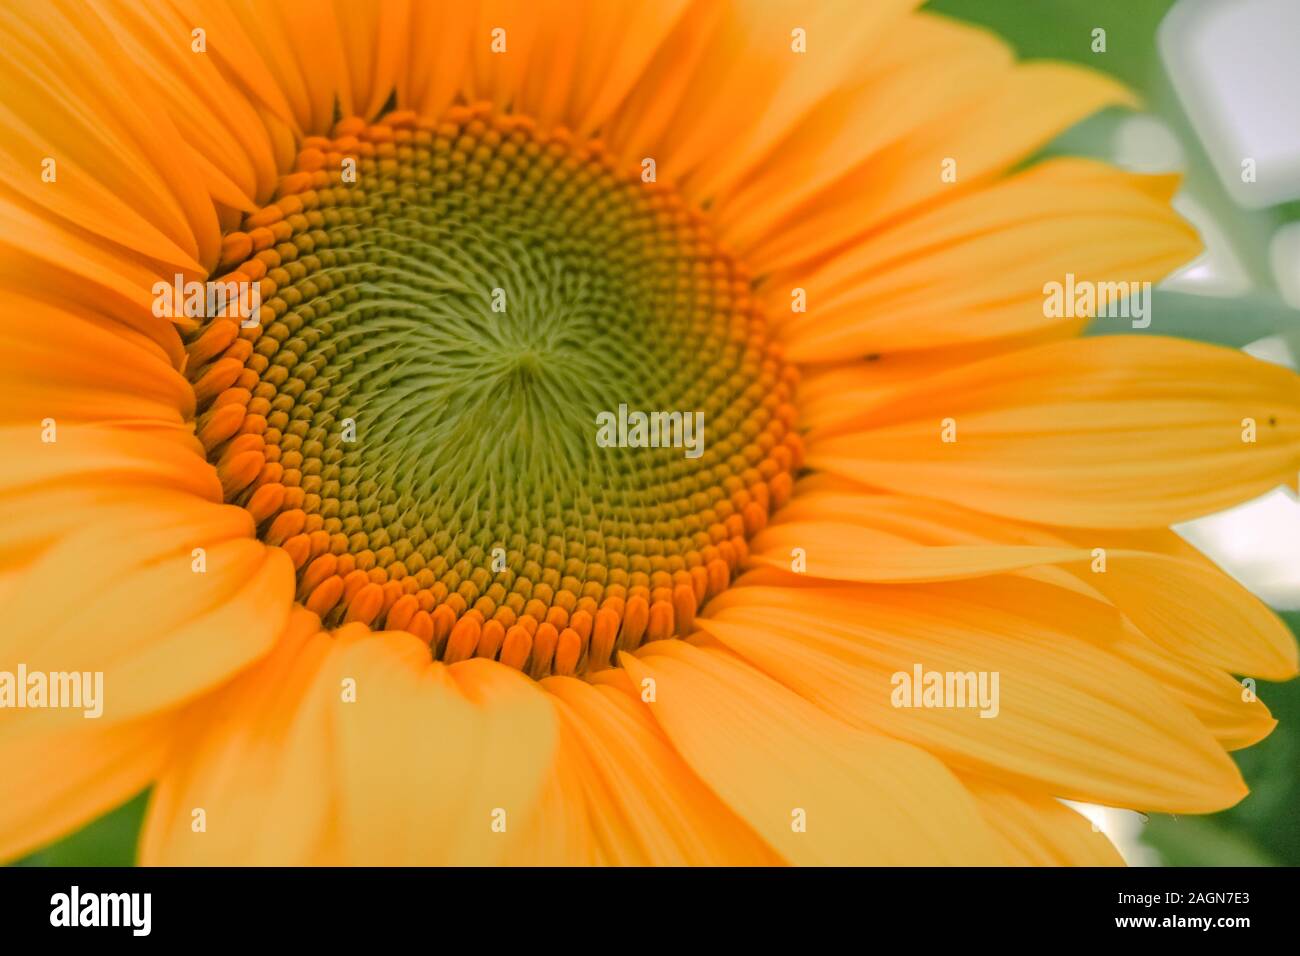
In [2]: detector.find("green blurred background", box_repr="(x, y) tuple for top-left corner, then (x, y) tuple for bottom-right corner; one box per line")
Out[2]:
(13, 0), (1300, 867)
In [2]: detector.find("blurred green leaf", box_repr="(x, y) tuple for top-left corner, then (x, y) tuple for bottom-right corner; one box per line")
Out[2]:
(1143, 612), (1300, 867)
(923, 0), (1177, 92)
(11, 790), (147, 867)
(1142, 815), (1280, 867)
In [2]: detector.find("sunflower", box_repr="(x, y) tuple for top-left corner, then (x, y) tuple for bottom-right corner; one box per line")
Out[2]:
(2, 0), (1298, 867)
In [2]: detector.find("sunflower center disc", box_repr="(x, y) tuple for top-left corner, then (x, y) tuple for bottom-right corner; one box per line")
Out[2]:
(183, 106), (801, 679)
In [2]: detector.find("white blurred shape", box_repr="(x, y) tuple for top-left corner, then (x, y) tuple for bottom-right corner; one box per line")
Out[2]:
(1063, 802), (1161, 866)
(1159, 0), (1300, 209)
(1112, 114), (1185, 173)
(1243, 331), (1299, 368)
(1162, 194), (1252, 296)
(1177, 487), (1300, 611)
(1269, 221), (1300, 308)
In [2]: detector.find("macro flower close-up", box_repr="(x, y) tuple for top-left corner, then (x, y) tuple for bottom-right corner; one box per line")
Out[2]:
(2, 0), (1299, 874)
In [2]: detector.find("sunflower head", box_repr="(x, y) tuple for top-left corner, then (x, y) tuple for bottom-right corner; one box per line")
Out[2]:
(184, 106), (802, 678)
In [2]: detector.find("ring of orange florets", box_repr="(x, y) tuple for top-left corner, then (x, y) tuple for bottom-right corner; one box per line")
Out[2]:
(182, 105), (800, 679)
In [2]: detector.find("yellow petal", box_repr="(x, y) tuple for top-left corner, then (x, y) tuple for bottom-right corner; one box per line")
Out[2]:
(0, 202), (187, 363)
(534, 675), (781, 865)
(678, 0), (920, 201)
(620, 639), (1002, 864)
(965, 778), (1125, 866)
(0, 293), (193, 428)
(144, 625), (560, 865)
(769, 488), (1298, 681)
(0, 0), (225, 268)
(141, 609), (338, 865)
(797, 333), (1084, 435)
(96, 0), (285, 206)
(701, 583), (1247, 812)
(715, 11), (1014, 252)
(401, 0), (477, 119)
(332, 645), (558, 865)
(206, 0), (337, 135)
(0, 492), (293, 730)
(464, 0), (545, 113)
(0, 711), (171, 863)
(566, 0), (692, 139)
(335, 0), (409, 120)
(749, 60), (1135, 273)
(773, 159), (1198, 359)
(0, 424), (216, 500)
(168, 0), (300, 137)
(1088, 553), (1297, 680)
(751, 518), (1088, 582)
(1112, 630), (1277, 751)
(807, 336), (1300, 528)
(606, 0), (917, 197)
